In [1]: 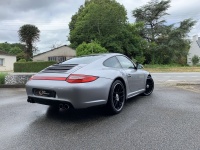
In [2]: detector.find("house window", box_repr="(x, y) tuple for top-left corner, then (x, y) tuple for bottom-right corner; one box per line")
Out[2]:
(48, 56), (57, 62)
(0, 58), (4, 66)
(57, 56), (66, 62)
(48, 56), (66, 63)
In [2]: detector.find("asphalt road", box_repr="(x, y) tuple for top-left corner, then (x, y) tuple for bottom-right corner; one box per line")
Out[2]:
(152, 72), (200, 84)
(1, 83), (200, 150)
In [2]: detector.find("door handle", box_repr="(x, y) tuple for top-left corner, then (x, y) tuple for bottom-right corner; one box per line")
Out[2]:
(127, 74), (131, 77)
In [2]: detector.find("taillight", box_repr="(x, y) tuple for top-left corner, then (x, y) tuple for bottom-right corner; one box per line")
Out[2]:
(66, 74), (98, 83)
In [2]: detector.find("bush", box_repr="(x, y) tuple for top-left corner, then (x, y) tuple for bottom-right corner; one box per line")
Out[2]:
(76, 41), (108, 56)
(0, 73), (7, 84)
(18, 59), (26, 62)
(132, 56), (146, 64)
(17, 52), (26, 61)
(14, 61), (56, 72)
(192, 55), (199, 66)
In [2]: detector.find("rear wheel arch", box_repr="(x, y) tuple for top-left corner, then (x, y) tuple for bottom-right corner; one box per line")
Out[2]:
(112, 77), (127, 99)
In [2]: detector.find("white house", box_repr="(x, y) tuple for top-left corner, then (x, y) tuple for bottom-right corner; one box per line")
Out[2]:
(0, 51), (16, 71)
(187, 35), (200, 65)
(33, 45), (76, 62)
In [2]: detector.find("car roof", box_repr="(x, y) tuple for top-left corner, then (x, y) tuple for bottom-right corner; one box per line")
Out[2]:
(82, 53), (123, 57)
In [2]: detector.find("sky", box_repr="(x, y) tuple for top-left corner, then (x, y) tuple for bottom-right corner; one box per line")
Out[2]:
(0, 0), (200, 54)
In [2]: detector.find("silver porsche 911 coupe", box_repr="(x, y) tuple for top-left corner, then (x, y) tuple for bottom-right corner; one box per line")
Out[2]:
(26, 53), (154, 114)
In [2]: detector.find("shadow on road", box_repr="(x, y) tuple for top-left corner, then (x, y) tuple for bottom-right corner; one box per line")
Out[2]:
(44, 95), (145, 122)
(24, 94), (150, 138)
(45, 105), (109, 122)
(25, 94), (147, 131)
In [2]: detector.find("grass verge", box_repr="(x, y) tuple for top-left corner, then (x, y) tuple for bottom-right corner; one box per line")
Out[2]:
(144, 65), (200, 73)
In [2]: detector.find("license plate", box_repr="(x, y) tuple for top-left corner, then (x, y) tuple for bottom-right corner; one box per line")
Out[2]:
(33, 89), (56, 98)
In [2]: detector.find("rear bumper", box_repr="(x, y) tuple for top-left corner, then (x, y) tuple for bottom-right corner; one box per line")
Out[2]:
(27, 96), (73, 108)
(26, 77), (112, 109)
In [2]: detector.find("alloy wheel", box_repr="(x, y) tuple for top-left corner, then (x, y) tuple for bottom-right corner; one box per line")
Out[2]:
(143, 77), (154, 96)
(112, 82), (125, 111)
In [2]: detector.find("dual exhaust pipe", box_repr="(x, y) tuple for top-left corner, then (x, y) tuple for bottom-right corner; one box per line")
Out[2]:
(59, 103), (70, 110)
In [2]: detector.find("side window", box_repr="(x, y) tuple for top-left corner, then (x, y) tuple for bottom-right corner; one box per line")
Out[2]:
(116, 56), (135, 69)
(103, 56), (121, 68)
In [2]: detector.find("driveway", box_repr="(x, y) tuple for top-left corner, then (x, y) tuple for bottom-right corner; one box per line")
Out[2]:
(1, 84), (200, 149)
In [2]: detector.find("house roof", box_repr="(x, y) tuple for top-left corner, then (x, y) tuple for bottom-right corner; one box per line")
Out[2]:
(0, 50), (16, 56)
(33, 45), (75, 57)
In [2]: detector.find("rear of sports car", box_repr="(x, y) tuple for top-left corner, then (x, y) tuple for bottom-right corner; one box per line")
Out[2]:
(26, 60), (112, 109)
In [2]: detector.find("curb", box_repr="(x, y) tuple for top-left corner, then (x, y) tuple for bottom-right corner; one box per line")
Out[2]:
(0, 85), (25, 88)
(176, 83), (200, 86)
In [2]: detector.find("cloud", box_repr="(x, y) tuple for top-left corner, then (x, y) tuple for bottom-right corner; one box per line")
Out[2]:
(0, 0), (84, 52)
(117, 0), (150, 22)
(118, 0), (200, 37)
(0, 0), (200, 53)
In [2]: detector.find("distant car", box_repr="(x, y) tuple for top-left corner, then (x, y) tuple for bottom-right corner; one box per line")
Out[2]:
(26, 53), (154, 114)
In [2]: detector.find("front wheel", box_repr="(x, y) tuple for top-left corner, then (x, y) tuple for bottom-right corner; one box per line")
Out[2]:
(107, 80), (126, 115)
(143, 77), (154, 96)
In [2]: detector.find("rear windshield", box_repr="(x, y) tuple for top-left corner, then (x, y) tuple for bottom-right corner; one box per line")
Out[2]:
(61, 55), (104, 64)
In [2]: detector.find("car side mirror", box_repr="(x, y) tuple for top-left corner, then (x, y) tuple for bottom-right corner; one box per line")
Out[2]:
(128, 66), (135, 69)
(136, 62), (144, 69)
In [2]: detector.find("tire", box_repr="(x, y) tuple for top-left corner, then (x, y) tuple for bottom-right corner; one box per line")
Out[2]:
(107, 80), (126, 114)
(143, 77), (154, 96)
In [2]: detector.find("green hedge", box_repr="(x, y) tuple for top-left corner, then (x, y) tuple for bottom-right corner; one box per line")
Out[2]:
(0, 73), (7, 84)
(14, 61), (56, 72)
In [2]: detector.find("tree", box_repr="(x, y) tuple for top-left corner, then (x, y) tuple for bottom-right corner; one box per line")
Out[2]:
(69, 0), (127, 50)
(9, 46), (22, 55)
(11, 43), (26, 52)
(9, 46), (25, 61)
(0, 42), (26, 61)
(133, 0), (171, 64)
(132, 0), (196, 64)
(18, 24), (40, 61)
(192, 55), (199, 65)
(121, 23), (148, 58)
(0, 42), (12, 53)
(156, 19), (196, 64)
(76, 41), (108, 56)
(133, 0), (171, 43)
(16, 52), (26, 61)
(69, 0), (147, 60)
